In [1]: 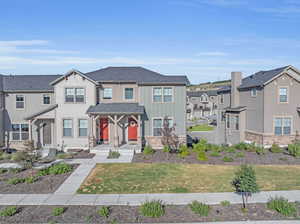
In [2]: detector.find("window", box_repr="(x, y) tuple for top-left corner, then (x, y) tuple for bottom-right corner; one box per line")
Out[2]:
(124, 88), (134, 100)
(43, 94), (51, 104)
(103, 88), (112, 99)
(153, 87), (162, 102)
(63, 119), (73, 137)
(16, 95), (25, 109)
(11, 124), (29, 140)
(234, 115), (239, 130)
(153, 118), (163, 136)
(163, 87), (173, 102)
(226, 114), (230, 128)
(153, 87), (173, 103)
(275, 117), (291, 136)
(65, 88), (85, 103)
(78, 119), (88, 137)
(279, 88), (288, 103)
(251, 88), (257, 97)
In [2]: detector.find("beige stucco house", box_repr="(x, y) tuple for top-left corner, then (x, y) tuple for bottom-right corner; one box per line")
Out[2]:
(216, 65), (300, 146)
(0, 67), (189, 152)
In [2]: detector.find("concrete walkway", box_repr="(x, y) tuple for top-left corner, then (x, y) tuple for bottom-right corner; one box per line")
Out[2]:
(175, 222), (300, 224)
(1, 190), (300, 206)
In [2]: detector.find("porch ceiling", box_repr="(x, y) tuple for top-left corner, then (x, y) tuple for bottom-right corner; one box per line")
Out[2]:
(87, 103), (144, 115)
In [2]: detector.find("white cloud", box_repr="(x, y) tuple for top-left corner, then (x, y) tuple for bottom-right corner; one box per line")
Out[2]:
(0, 40), (49, 47)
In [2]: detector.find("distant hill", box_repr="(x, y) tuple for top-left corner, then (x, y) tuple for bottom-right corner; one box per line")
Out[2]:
(188, 80), (231, 91)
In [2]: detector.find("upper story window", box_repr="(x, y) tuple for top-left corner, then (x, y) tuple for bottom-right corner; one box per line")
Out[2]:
(65, 88), (85, 103)
(124, 88), (134, 100)
(43, 94), (51, 104)
(153, 87), (173, 103)
(251, 88), (257, 97)
(16, 95), (25, 109)
(279, 87), (288, 103)
(103, 88), (112, 99)
(11, 123), (29, 140)
(275, 117), (291, 136)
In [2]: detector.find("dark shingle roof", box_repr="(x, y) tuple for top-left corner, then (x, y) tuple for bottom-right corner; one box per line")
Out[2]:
(239, 66), (289, 89)
(24, 104), (58, 120)
(85, 67), (189, 85)
(187, 90), (218, 97)
(87, 103), (145, 114)
(2, 75), (62, 92)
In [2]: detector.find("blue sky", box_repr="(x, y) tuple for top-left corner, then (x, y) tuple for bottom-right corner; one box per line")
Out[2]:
(1, 0), (300, 84)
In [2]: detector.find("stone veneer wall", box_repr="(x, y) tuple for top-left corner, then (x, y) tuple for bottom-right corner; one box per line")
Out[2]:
(145, 136), (187, 149)
(245, 131), (297, 146)
(245, 131), (263, 145)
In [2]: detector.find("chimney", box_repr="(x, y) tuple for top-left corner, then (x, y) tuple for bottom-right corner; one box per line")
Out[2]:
(231, 72), (242, 108)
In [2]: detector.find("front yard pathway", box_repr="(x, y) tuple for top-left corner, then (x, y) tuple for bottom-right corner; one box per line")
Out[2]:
(0, 190), (299, 206)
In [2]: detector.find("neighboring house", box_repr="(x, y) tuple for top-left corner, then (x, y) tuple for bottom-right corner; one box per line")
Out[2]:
(216, 65), (300, 146)
(186, 90), (218, 120)
(0, 67), (189, 152)
(0, 75), (4, 147)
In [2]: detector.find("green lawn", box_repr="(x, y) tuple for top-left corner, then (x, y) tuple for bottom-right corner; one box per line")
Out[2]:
(188, 124), (214, 131)
(78, 163), (300, 194)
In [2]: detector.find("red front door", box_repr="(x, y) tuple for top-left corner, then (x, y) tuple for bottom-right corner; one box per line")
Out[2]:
(128, 118), (137, 141)
(100, 118), (109, 141)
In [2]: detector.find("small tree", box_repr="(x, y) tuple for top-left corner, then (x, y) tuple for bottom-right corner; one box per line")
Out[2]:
(161, 116), (179, 153)
(232, 164), (259, 209)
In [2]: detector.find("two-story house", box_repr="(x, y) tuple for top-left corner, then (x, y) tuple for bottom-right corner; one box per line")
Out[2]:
(216, 65), (300, 146)
(186, 90), (218, 120)
(0, 67), (189, 152)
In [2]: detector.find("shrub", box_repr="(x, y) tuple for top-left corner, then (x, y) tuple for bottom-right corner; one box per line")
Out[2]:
(232, 165), (259, 208)
(235, 152), (245, 158)
(162, 145), (171, 153)
(178, 145), (190, 158)
(222, 156), (234, 162)
(0, 206), (18, 217)
(98, 206), (110, 218)
(225, 146), (236, 153)
(9, 168), (22, 173)
(38, 163), (72, 176)
(107, 151), (120, 159)
(267, 197), (297, 217)
(52, 207), (66, 216)
(25, 176), (38, 184)
(220, 200), (230, 207)
(197, 151), (208, 161)
(0, 153), (11, 160)
(255, 146), (266, 155)
(11, 151), (27, 162)
(207, 144), (222, 152)
(288, 143), (300, 158)
(210, 151), (221, 157)
(193, 139), (208, 152)
(0, 168), (7, 174)
(7, 177), (25, 185)
(143, 145), (155, 155)
(234, 142), (252, 151)
(189, 201), (210, 216)
(270, 144), (282, 153)
(140, 200), (165, 218)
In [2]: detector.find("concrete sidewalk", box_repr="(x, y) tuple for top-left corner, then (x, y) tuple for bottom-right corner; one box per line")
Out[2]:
(0, 190), (299, 206)
(173, 221), (300, 224)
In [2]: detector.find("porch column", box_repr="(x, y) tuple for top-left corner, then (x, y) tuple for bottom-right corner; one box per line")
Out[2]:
(114, 115), (118, 147)
(137, 114), (141, 146)
(28, 119), (32, 141)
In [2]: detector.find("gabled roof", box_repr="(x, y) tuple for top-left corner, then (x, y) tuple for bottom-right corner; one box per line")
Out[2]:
(187, 90), (218, 97)
(2, 75), (61, 92)
(50, 69), (98, 86)
(24, 104), (58, 120)
(239, 66), (290, 89)
(87, 103), (145, 115)
(85, 67), (189, 85)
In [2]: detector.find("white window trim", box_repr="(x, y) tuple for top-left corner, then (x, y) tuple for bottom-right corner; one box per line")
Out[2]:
(62, 118), (74, 138)
(11, 123), (29, 141)
(77, 118), (88, 138)
(278, 86), (288, 104)
(152, 86), (174, 103)
(251, 88), (257, 97)
(64, 87), (86, 103)
(273, 116), (293, 136)
(152, 117), (174, 137)
(42, 94), (51, 105)
(123, 87), (135, 101)
(16, 94), (25, 110)
(103, 87), (113, 100)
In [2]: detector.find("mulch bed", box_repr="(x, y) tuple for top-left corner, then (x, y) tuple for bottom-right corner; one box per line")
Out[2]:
(69, 151), (95, 159)
(0, 203), (298, 223)
(0, 164), (78, 194)
(133, 150), (300, 165)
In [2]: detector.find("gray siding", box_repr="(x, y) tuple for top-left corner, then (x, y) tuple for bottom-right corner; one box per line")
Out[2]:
(139, 85), (186, 137)
(240, 88), (264, 133)
(0, 92), (4, 146)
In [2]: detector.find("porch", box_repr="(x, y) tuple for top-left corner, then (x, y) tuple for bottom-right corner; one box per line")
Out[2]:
(87, 103), (144, 153)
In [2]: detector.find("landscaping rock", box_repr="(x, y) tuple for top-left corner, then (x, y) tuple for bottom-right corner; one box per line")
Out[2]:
(33, 159), (64, 170)
(0, 163), (23, 169)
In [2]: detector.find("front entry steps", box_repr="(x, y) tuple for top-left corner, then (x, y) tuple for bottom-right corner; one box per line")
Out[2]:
(90, 144), (141, 156)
